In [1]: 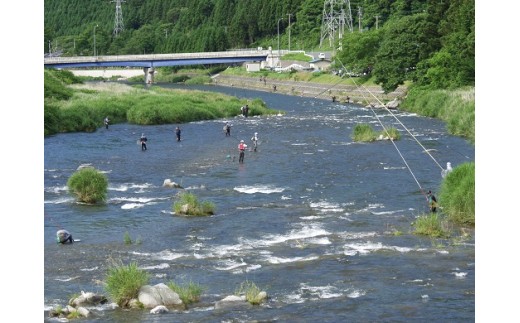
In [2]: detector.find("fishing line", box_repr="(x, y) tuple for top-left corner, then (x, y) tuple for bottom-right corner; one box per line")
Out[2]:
(335, 59), (435, 201)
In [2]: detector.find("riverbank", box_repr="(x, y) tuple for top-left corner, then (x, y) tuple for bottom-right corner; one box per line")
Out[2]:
(211, 74), (406, 106)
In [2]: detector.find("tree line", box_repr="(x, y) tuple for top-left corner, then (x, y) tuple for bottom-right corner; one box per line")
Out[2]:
(44, 0), (474, 92)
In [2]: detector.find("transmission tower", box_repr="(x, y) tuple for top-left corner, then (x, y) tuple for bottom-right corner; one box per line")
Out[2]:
(320, 0), (353, 49)
(112, 0), (125, 37)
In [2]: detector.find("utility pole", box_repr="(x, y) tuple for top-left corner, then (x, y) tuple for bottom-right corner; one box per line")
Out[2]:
(375, 15), (379, 30)
(94, 24), (98, 57)
(287, 13), (292, 51)
(358, 7), (362, 32)
(112, 0), (125, 37)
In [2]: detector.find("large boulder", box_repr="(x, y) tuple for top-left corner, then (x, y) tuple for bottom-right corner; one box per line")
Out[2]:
(138, 283), (184, 309)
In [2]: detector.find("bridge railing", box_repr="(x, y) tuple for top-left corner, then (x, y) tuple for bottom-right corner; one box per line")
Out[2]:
(44, 50), (270, 65)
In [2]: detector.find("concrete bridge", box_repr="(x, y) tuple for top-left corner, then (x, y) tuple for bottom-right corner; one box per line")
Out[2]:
(44, 50), (275, 83)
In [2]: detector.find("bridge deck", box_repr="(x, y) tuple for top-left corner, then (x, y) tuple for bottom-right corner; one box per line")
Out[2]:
(44, 50), (270, 69)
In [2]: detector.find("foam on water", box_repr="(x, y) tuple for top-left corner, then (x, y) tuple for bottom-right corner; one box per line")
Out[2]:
(140, 263), (170, 270)
(234, 184), (286, 194)
(265, 255), (319, 264)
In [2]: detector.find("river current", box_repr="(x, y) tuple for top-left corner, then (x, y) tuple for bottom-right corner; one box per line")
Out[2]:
(44, 83), (475, 322)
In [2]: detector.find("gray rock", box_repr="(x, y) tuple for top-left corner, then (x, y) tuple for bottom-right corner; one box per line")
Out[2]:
(150, 305), (169, 314)
(214, 295), (249, 310)
(138, 284), (184, 309)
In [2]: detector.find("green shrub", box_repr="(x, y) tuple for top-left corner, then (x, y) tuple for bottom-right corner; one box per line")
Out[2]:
(438, 162), (475, 226)
(412, 213), (450, 238)
(173, 192), (215, 216)
(44, 69), (74, 100)
(352, 123), (377, 142)
(67, 167), (108, 204)
(235, 280), (266, 305)
(44, 103), (61, 136)
(167, 280), (204, 305)
(105, 260), (150, 308)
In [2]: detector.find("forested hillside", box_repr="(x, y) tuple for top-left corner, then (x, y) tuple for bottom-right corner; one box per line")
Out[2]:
(44, 0), (474, 92)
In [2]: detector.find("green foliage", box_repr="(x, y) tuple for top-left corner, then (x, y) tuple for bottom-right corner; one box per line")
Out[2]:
(439, 162), (475, 226)
(44, 103), (61, 136)
(44, 69), (74, 101)
(167, 280), (204, 305)
(173, 192), (215, 216)
(235, 280), (266, 305)
(105, 260), (150, 308)
(352, 124), (377, 142)
(412, 213), (450, 238)
(337, 30), (383, 74)
(67, 167), (108, 204)
(401, 86), (475, 143)
(185, 75), (212, 85)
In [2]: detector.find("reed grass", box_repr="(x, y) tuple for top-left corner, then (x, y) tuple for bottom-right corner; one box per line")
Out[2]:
(235, 280), (265, 305)
(173, 192), (215, 216)
(401, 86), (475, 143)
(104, 259), (150, 307)
(167, 280), (204, 305)
(352, 124), (377, 142)
(412, 213), (450, 238)
(438, 162), (475, 226)
(67, 167), (108, 204)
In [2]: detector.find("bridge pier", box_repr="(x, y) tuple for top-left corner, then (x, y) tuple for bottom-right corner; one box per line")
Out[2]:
(143, 67), (155, 84)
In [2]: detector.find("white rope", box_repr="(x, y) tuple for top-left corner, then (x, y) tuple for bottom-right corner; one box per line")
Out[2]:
(335, 61), (436, 199)
(335, 61), (445, 172)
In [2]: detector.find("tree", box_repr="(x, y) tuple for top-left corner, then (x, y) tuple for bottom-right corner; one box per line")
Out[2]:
(373, 13), (438, 92)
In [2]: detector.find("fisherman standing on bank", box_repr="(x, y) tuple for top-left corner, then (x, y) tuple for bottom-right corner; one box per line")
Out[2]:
(140, 133), (148, 151)
(251, 132), (258, 152)
(238, 140), (247, 163)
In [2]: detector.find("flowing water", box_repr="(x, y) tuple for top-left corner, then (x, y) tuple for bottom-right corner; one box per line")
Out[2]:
(44, 84), (475, 322)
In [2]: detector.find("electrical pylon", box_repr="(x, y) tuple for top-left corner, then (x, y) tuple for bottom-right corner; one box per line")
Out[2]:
(320, 0), (353, 50)
(112, 0), (125, 37)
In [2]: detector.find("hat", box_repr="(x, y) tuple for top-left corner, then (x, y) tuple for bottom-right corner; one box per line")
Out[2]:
(255, 132), (258, 135)
(240, 140), (244, 143)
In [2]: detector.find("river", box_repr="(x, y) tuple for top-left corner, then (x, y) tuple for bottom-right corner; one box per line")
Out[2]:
(44, 83), (475, 322)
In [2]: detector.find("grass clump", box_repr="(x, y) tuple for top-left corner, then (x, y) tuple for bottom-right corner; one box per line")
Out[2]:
(173, 192), (215, 216)
(412, 213), (450, 238)
(67, 167), (108, 204)
(438, 162), (475, 226)
(380, 127), (401, 140)
(105, 260), (150, 308)
(235, 280), (266, 305)
(167, 280), (204, 305)
(352, 123), (377, 142)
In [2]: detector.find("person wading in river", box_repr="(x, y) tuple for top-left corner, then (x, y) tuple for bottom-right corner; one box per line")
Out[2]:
(56, 229), (74, 244)
(427, 190), (437, 213)
(140, 133), (148, 151)
(251, 132), (258, 152)
(175, 126), (181, 142)
(238, 140), (247, 163)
